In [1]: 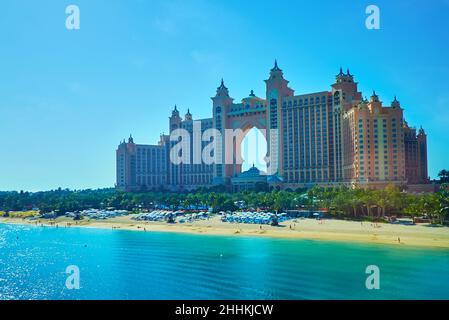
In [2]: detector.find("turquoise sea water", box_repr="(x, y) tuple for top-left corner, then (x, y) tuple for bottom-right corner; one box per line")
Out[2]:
(0, 223), (448, 300)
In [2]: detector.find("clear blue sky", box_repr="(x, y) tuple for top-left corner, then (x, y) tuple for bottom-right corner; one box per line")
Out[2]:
(1, 0), (448, 191)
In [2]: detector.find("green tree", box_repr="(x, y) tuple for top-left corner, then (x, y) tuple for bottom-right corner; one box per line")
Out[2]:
(438, 170), (449, 183)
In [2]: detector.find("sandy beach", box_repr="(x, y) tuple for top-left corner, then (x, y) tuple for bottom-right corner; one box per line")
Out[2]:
(1, 215), (449, 249)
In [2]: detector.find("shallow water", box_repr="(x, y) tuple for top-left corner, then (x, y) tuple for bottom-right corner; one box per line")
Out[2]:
(0, 223), (448, 300)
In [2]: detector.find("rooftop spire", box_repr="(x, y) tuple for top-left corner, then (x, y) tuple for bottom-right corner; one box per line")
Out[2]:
(336, 67), (345, 79)
(214, 78), (230, 98)
(185, 108), (192, 121)
(392, 95), (401, 107)
(271, 59), (282, 72)
(171, 105), (180, 116)
(217, 78), (228, 90)
(371, 90), (380, 102)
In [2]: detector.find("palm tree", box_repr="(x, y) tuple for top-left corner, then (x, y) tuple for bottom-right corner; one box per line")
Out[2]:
(375, 194), (387, 218)
(437, 187), (449, 225)
(348, 192), (362, 218)
(438, 170), (449, 183)
(361, 191), (376, 218)
(404, 195), (420, 219)
(421, 193), (439, 223)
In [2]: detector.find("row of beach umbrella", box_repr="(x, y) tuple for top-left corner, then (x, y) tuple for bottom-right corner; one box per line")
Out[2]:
(65, 209), (128, 220)
(221, 212), (290, 225)
(133, 210), (209, 222)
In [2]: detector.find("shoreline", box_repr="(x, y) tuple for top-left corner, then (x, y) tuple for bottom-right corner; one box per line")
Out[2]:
(1, 215), (449, 249)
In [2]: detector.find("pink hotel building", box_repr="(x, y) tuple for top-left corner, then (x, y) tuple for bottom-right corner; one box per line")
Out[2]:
(116, 62), (429, 191)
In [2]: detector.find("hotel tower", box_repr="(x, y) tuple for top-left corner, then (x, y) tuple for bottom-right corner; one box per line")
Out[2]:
(116, 62), (428, 191)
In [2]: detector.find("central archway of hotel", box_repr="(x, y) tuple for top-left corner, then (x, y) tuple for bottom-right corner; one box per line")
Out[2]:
(240, 127), (267, 172)
(229, 119), (268, 178)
